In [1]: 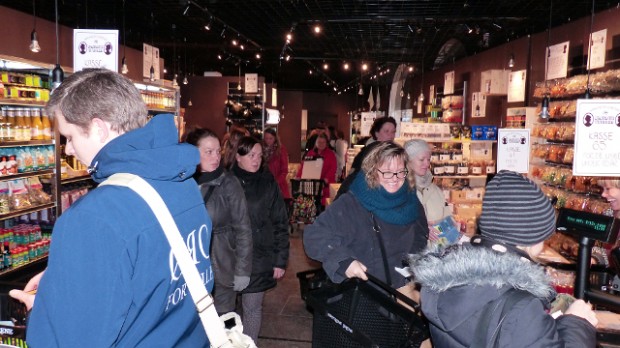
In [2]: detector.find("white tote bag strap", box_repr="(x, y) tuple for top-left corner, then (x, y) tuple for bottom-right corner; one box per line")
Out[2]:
(100, 173), (231, 348)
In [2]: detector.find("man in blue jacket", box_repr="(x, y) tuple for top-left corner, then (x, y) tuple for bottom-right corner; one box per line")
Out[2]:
(10, 69), (213, 347)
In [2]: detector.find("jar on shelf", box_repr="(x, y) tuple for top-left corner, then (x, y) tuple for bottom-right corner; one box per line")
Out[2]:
(470, 161), (483, 175)
(485, 160), (496, 175)
(457, 161), (469, 176)
(444, 161), (457, 176)
(432, 162), (445, 176)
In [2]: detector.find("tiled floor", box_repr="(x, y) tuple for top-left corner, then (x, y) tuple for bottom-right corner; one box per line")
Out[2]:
(257, 227), (319, 348)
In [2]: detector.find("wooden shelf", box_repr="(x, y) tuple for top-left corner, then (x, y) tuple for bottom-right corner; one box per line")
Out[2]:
(434, 175), (488, 179)
(0, 255), (48, 278)
(0, 202), (55, 221)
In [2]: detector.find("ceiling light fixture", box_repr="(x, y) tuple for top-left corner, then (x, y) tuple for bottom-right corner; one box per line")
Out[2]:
(237, 64), (242, 91)
(172, 24), (178, 86)
(255, 53), (261, 59)
(204, 17), (212, 31)
(465, 24), (473, 34)
(314, 25), (321, 34)
(362, 63), (368, 71)
(149, 12), (155, 82)
(323, 63), (329, 70)
(343, 62), (349, 70)
(358, 83), (363, 96)
(508, 54), (515, 68)
(183, 37), (188, 85)
(29, 0), (40, 53)
(51, 0), (63, 90)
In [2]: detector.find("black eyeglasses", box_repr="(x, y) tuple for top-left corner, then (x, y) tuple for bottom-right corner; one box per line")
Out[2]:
(376, 169), (408, 179)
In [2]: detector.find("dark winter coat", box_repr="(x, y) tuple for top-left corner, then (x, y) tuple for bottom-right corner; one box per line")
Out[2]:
(303, 192), (428, 288)
(196, 170), (252, 291)
(232, 165), (290, 293)
(409, 244), (597, 348)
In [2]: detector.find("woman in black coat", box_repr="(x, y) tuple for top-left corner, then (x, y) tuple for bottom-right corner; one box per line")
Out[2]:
(185, 128), (253, 315)
(232, 136), (289, 342)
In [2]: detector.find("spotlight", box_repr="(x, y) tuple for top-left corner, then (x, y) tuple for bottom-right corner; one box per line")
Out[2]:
(255, 53), (261, 59)
(314, 25), (321, 34)
(323, 63), (329, 70)
(362, 63), (368, 71)
(343, 62), (349, 70)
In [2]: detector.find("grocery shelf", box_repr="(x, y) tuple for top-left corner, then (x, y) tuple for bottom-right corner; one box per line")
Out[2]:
(0, 255), (48, 279)
(0, 139), (54, 148)
(0, 99), (47, 107)
(0, 202), (55, 221)
(61, 174), (93, 185)
(0, 169), (54, 181)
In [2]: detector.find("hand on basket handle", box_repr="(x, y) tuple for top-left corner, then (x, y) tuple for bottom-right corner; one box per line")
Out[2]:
(9, 270), (45, 311)
(345, 260), (368, 281)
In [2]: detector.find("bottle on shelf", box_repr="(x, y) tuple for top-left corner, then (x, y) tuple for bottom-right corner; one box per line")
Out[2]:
(30, 108), (44, 140)
(41, 109), (52, 140)
(14, 108), (26, 141)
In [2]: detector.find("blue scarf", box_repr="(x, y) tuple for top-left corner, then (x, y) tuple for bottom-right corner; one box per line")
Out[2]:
(349, 172), (421, 225)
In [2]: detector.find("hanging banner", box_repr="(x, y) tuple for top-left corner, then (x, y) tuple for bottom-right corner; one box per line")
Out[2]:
(143, 43), (160, 80)
(573, 99), (620, 176)
(587, 29), (607, 70)
(444, 71), (455, 95)
(545, 41), (570, 80)
(245, 73), (258, 93)
(497, 128), (530, 173)
(507, 70), (527, 103)
(73, 29), (118, 72)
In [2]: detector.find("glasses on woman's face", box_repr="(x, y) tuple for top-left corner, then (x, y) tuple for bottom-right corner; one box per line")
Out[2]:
(376, 169), (408, 179)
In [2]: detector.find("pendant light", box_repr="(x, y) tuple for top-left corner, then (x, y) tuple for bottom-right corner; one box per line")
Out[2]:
(149, 12), (155, 82)
(182, 37), (188, 85)
(540, 0), (553, 119)
(508, 54), (515, 68)
(584, 0), (596, 99)
(29, 0), (41, 53)
(121, 0), (128, 74)
(237, 64), (242, 91)
(51, 0), (63, 90)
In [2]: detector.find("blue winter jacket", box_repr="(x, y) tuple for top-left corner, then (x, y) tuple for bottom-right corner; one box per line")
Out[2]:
(27, 115), (213, 347)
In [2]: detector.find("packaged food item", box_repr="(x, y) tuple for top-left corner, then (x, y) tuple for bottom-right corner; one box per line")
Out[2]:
(26, 177), (51, 204)
(461, 126), (472, 139)
(8, 179), (32, 210)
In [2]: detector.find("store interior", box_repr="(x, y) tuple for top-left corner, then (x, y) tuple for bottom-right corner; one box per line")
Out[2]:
(2, 0), (620, 346)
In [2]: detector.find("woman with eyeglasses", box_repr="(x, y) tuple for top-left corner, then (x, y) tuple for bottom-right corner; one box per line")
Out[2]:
(303, 142), (428, 291)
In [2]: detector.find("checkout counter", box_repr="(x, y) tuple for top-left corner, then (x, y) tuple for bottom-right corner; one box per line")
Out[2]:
(552, 208), (620, 346)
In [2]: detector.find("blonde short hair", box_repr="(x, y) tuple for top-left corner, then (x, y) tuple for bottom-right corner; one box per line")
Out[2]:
(361, 142), (415, 190)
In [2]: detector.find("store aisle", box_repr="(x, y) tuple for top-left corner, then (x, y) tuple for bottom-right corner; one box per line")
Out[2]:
(257, 227), (319, 347)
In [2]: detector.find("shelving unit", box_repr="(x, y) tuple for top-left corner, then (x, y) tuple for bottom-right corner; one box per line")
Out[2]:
(225, 82), (264, 135)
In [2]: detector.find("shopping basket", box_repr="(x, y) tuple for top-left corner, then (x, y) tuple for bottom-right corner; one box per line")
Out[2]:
(298, 268), (429, 348)
(290, 179), (324, 225)
(0, 282), (28, 347)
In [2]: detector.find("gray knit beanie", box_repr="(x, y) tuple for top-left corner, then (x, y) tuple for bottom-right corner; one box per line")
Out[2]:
(479, 170), (556, 246)
(403, 139), (431, 159)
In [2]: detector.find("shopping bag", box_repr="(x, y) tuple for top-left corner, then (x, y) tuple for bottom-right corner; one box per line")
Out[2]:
(213, 312), (257, 348)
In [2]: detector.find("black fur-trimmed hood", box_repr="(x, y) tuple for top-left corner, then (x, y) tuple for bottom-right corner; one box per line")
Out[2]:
(409, 244), (555, 300)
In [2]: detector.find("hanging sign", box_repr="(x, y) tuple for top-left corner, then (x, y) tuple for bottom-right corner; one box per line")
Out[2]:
(587, 29), (607, 70)
(444, 71), (455, 95)
(497, 128), (530, 173)
(545, 41), (570, 80)
(245, 73), (258, 93)
(507, 70), (527, 103)
(142, 43), (160, 80)
(73, 29), (118, 72)
(573, 99), (620, 176)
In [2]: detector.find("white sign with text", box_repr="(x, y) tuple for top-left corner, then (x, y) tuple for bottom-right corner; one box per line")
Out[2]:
(497, 128), (530, 173)
(73, 29), (118, 72)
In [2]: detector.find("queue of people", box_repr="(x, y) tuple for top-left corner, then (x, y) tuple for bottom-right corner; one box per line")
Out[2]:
(6, 73), (606, 348)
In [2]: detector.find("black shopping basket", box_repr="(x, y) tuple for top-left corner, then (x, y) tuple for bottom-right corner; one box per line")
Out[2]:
(290, 179), (324, 225)
(298, 269), (429, 348)
(0, 282), (28, 347)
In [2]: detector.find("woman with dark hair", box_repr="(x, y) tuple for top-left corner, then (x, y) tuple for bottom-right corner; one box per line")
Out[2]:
(185, 127), (253, 315)
(222, 126), (249, 169)
(304, 142), (428, 292)
(263, 128), (291, 201)
(231, 136), (289, 342)
(336, 116), (397, 198)
(296, 132), (337, 206)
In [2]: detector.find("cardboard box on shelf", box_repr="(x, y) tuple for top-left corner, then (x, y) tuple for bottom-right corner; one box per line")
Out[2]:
(450, 188), (485, 204)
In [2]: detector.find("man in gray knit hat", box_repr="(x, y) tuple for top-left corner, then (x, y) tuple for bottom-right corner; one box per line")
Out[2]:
(409, 170), (598, 347)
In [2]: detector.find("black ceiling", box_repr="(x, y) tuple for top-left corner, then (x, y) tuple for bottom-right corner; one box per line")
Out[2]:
(2, 0), (615, 92)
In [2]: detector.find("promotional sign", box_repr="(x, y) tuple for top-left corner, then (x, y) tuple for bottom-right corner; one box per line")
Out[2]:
(143, 43), (160, 80)
(587, 29), (607, 70)
(573, 99), (620, 176)
(497, 128), (530, 173)
(444, 71), (455, 95)
(545, 41), (570, 80)
(73, 29), (118, 72)
(245, 73), (258, 93)
(507, 70), (527, 103)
